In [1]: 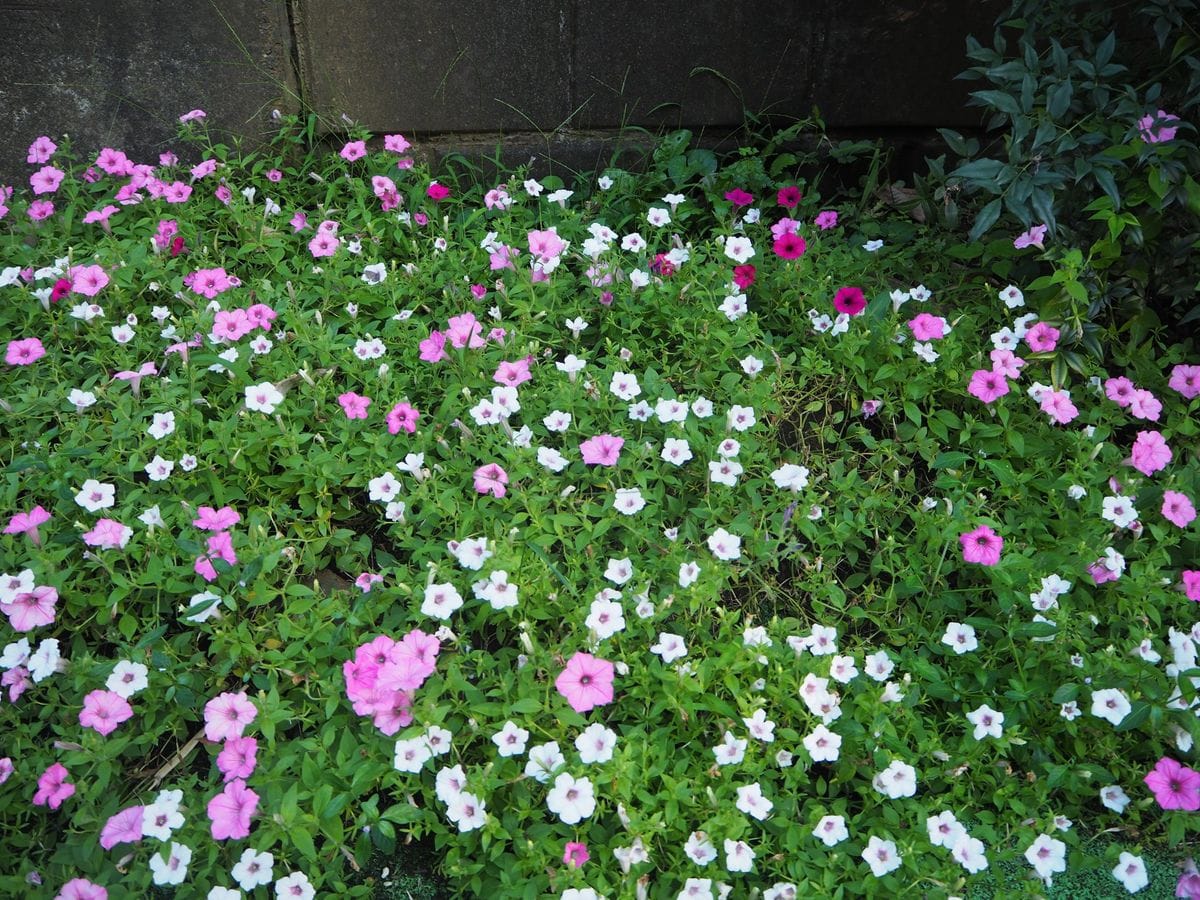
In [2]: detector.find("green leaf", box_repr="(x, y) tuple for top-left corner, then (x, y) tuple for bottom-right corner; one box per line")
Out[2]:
(970, 89), (1022, 117)
(1051, 683), (1079, 704)
(1047, 80), (1073, 119)
(1114, 701), (1151, 732)
(969, 198), (1003, 242)
(951, 158), (1006, 187)
(931, 451), (970, 470)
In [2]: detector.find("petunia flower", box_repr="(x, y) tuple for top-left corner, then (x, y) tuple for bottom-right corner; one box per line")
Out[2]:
(555, 652), (615, 713)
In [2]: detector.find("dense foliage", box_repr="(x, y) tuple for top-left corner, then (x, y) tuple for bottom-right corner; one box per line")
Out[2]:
(0, 108), (1198, 900)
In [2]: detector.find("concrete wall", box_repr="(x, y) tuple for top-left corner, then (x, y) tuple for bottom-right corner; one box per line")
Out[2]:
(0, 0), (1001, 185)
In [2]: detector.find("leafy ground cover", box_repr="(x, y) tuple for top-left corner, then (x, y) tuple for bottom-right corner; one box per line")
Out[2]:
(0, 105), (1198, 900)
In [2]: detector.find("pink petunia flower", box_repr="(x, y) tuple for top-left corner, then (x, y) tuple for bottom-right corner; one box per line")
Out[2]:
(1162, 491), (1196, 528)
(179, 108), (207, 123)
(473, 463), (509, 498)
(1144, 757), (1200, 811)
(385, 134), (411, 153)
(100, 804), (144, 850)
(27, 135), (57, 164)
(960, 525), (1003, 566)
(308, 231), (340, 258)
(1, 584), (58, 632)
(82, 518), (133, 550)
(1168, 364), (1200, 400)
(340, 140), (367, 162)
(386, 402), (420, 435)
(579, 434), (624, 466)
(1128, 389), (1162, 421)
(28, 199), (55, 221)
(555, 652), (615, 713)
(203, 691), (257, 742)
(968, 369), (1009, 404)
(6, 338), (46, 366)
(69, 265), (110, 297)
(207, 778), (259, 840)
(193, 506), (241, 532)
(79, 689), (134, 737)
(1013, 223), (1047, 249)
(1040, 390), (1079, 424)
(33, 762), (75, 809)
(494, 357), (533, 387)
(55, 878), (108, 900)
(814, 210), (839, 230)
(338, 392), (371, 419)
(1024, 322), (1060, 352)
(217, 736), (259, 782)
(418, 330), (447, 363)
(4, 505), (50, 547)
(1105, 376), (1136, 407)
(1183, 571), (1200, 601)
(1130, 430), (1171, 476)
(447, 313), (486, 349)
(1138, 109), (1181, 144)
(909, 313), (949, 341)
(30, 165), (65, 195)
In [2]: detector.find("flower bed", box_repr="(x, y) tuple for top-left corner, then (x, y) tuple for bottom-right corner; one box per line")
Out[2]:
(1, 114), (1198, 899)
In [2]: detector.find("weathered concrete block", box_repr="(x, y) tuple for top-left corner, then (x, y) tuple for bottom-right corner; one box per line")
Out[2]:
(293, 0), (574, 134)
(0, 0), (294, 185)
(572, 0), (1004, 131)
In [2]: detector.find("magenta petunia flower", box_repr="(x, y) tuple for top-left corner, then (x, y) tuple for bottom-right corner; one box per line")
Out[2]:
(100, 804), (144, 849)
(1144, 757), (1200, 811)
(563, 841), (590, 868)
(33, 762), (75, 809)
(776, 186), (802, 208)
(832, 286), (865, 316)
(960, 525), (1004, 566)
(555, 652), (615, 713)
(725, 188), (754, 207)
(6, 337), (46, 366)
(203, 691), (257, 742)
(79, 689), (134, 737)
(579, 434), (624, 466)
(473, 463), (509, 498)
(1138, 109), (1180, 144)
(207, 778), (260, 840)
(968, 369), (1009, 404)
(426, 181), (451, 202)
(772, 232), (806, 260)
(1130, 430), (1171, 476)
(386, 402), (420, 435)
(1162, 491), (1196, 528)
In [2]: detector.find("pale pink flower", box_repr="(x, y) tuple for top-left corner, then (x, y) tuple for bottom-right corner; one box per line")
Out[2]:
(6, 338), (46, 366)
(4, 505), (50, 546)
(204, 691), (257, 742)
(340, 140), (367, 162)
(555, 652), (615, 713)
(968, 369), (1008, 403)
(473, 463), (509, 498)
(207, 779), (259, 840)
(1013, 223), (1048, 249)
(1162, 491), (1196, 528)
(79, 689), (134, 736)
(216, 737), (258, 782)
(1168, 364), (1200, 400)
(579, 434), (624, 466)
(82, 518), (133, 550)
(1, 585), (58, 631)
(100, 804), (144, 850)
